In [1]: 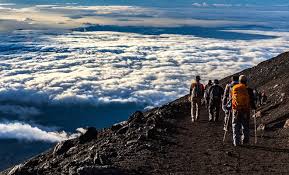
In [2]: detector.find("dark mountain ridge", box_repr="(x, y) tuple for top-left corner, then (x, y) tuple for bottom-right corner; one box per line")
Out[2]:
(2, 51), (289, 175)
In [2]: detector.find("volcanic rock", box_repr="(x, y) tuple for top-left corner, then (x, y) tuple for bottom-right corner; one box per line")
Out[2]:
(53, 139), (75, 156)
(79, 127), (98, 144)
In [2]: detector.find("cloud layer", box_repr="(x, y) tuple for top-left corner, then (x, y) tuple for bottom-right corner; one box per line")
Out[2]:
(1, 30), (289, 108)
(0, 122), (69, 142)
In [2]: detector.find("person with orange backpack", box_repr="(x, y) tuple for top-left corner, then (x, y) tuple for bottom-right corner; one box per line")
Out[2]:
(189, 75), (205, 122)
(231, 75), (256, 146)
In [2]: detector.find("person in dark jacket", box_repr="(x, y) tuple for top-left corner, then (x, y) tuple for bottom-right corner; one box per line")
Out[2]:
(208, 79), (224, 122)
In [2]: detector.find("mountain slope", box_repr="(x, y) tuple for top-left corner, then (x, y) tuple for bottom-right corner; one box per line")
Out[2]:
(2, 52), (289, 175)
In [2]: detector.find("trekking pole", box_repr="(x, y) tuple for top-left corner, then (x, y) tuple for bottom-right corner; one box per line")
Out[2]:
(223, 113), (230, 143)
(254, 110), (257, 144)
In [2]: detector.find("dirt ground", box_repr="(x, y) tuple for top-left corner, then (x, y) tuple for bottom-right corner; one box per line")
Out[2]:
(156, 104), (289, 175)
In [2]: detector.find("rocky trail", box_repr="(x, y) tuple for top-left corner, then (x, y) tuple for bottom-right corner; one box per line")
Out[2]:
(157, 102), (289, 175)
(2, 52), (289, 175)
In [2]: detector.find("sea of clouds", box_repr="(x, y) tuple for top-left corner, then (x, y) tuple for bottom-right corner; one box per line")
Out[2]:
(1, 30), (289, 108)
(1, 3), (289, 142)
(0, 122), (69, 142)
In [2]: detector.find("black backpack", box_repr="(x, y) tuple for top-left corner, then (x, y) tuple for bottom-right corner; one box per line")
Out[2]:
(192, 83), (204, 98)
(209, 85), (222, 101)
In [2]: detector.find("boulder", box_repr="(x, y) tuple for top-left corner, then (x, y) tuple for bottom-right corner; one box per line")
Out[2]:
(79, 127), (98, 144)
(53, 139), (75, 156)
(127, 111), (144, 125)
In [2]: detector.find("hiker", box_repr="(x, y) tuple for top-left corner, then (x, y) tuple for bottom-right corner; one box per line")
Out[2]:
(208, 79), (224, 122)
(205, 80), (213, 90)
(204, 80), (213, 108)
(231, 75), (256, 146)
(222, 76), (239, 130)
(189, 75), (205, 122)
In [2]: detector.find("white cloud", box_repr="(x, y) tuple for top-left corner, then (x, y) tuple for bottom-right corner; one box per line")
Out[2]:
(192, 2), (209, 7)
(0, 30), (289, 108)
(0, 122), (69, 142)
(192, 2), (239, 8)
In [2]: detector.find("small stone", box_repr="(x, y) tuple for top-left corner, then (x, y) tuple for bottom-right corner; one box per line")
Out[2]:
(126, 139), (138, 145)
(255, 111), (262, 118)
(284, 119), (289, 128)
(89, 146), (95, 151)
(257, 124), (266, 131)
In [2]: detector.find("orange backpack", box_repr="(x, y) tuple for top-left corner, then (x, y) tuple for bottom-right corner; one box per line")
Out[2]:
(231, 84), (250, 111)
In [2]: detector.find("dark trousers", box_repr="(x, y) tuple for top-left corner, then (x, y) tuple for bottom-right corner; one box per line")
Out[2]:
(232, 110), (250, 146)
(209, 99), (221, 121)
